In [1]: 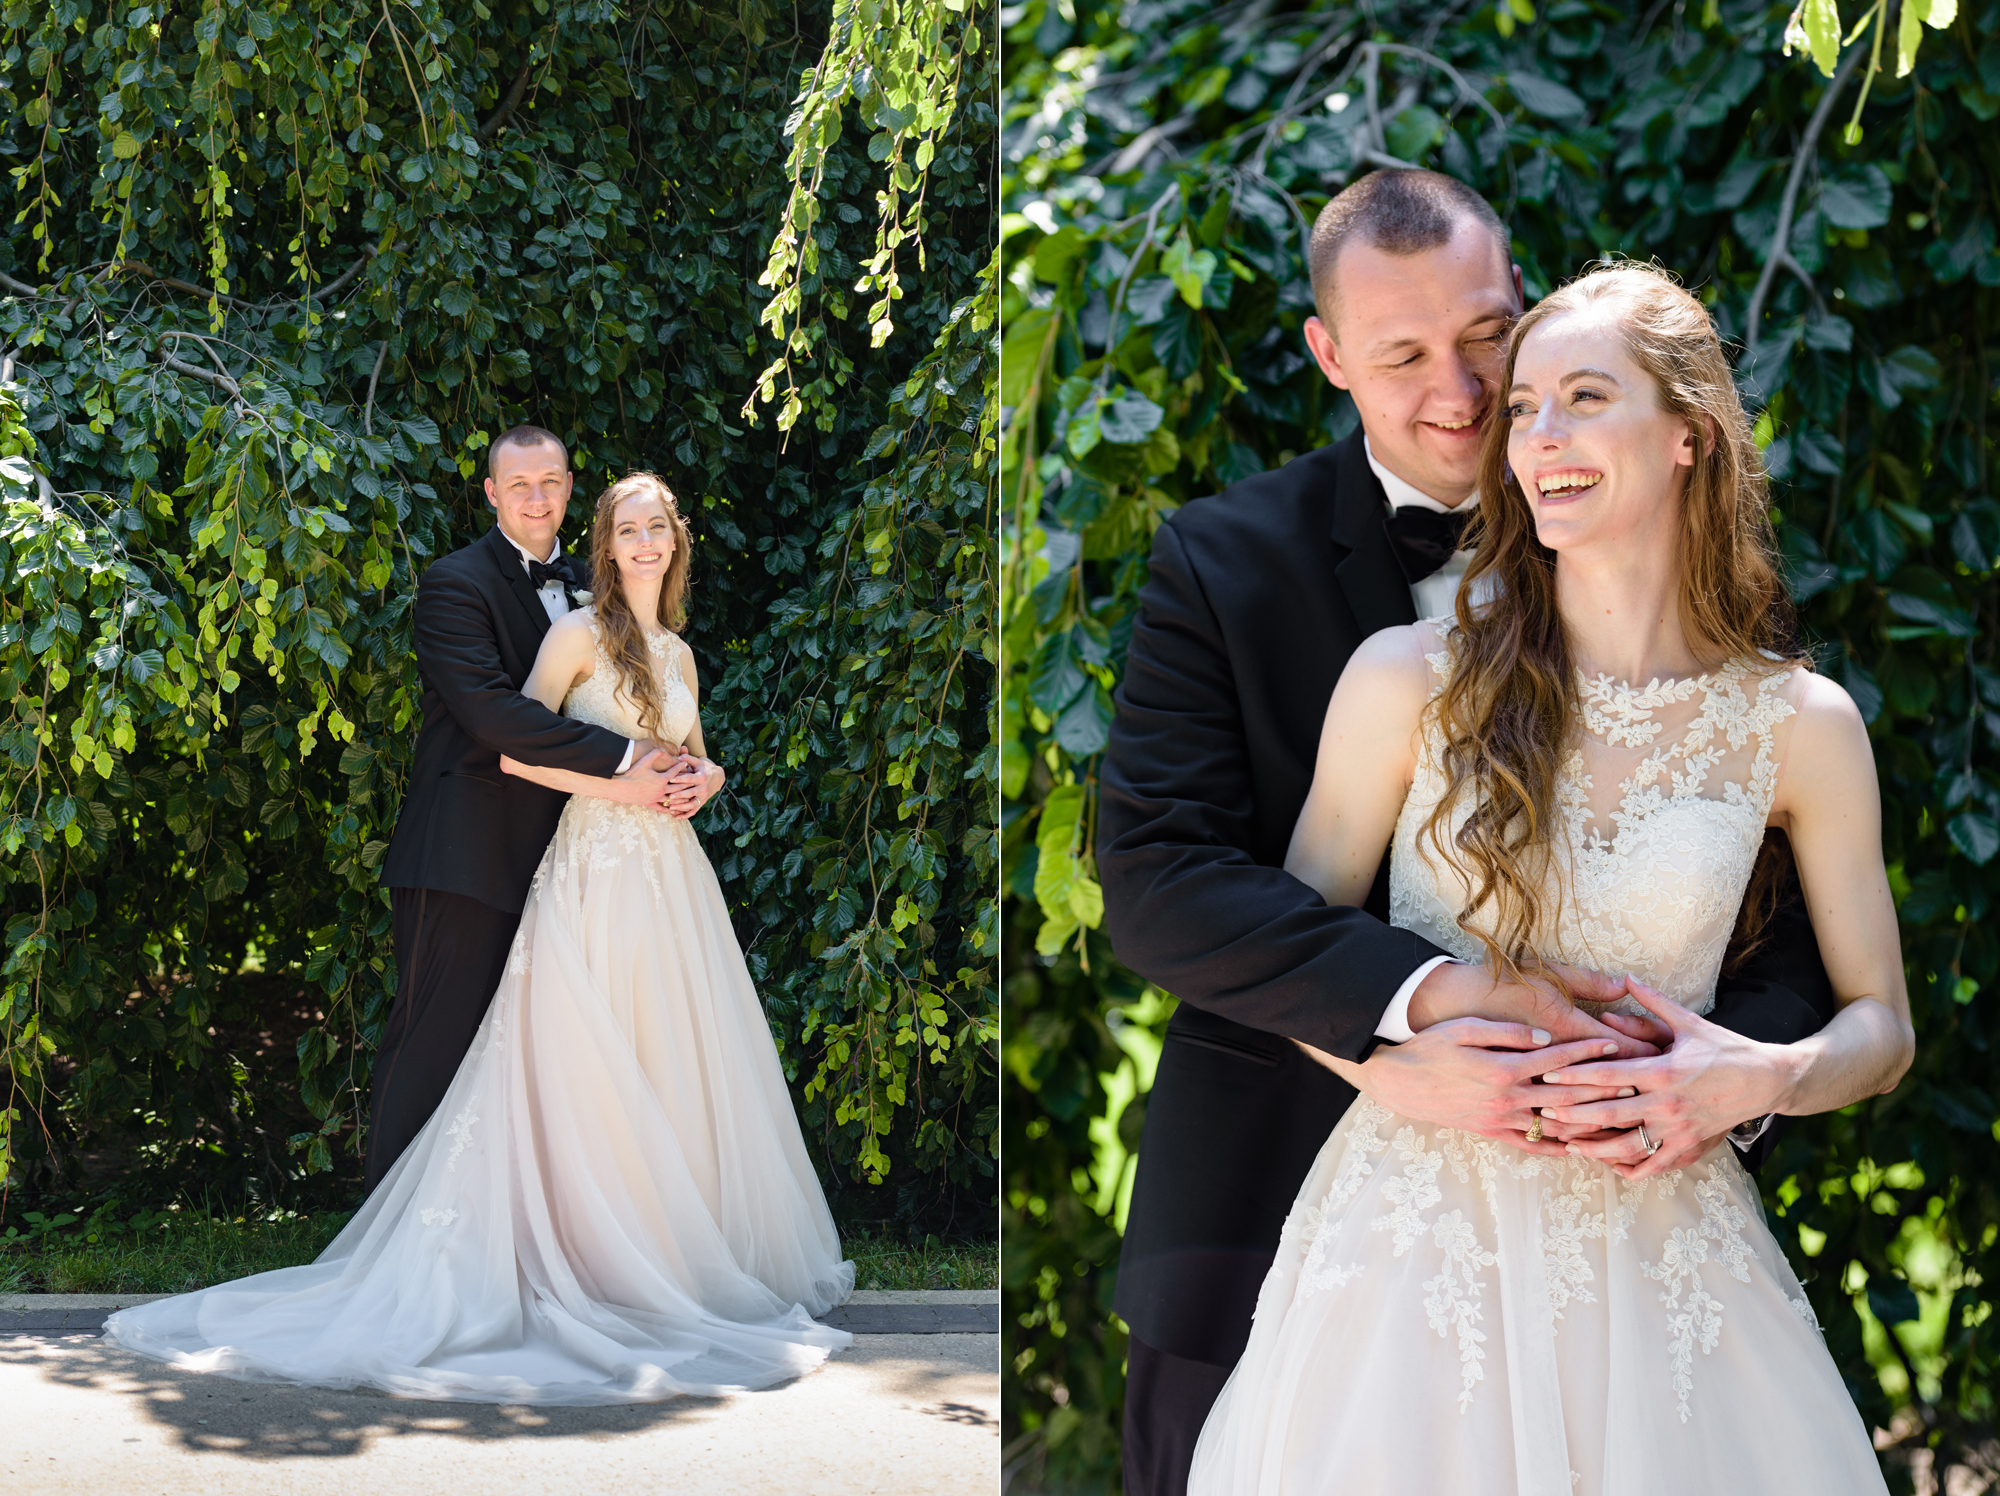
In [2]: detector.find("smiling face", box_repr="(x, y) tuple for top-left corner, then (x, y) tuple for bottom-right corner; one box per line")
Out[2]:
(484, 438), (572, 558)
(609, 492), (676, 591)
(1503, 309), (1698, 558)
(1304, 216), (1522, 506)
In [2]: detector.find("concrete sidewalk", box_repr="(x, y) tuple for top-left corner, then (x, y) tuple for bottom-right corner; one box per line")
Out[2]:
(0, 1292), (999, 1495)
(0, 1288), (1000, 1337)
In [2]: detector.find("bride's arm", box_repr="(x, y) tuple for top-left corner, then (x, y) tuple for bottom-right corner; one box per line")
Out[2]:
(1281, 627), (1429, 906)
(661, 644), (724, 819)
(1757, 672), (1915, 1112)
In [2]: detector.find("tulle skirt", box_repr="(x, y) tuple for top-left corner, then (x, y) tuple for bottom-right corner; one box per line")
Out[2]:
(104, 797), (854, 1404)
(1189, 1097), (1886, 1495)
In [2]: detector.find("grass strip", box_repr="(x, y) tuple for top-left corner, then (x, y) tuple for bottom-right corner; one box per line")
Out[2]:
(2, 1205), (995, 1296)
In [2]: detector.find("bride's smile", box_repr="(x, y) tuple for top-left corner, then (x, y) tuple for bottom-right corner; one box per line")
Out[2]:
(612, 498), (677, 582)
(1505, 314), (1699, 564)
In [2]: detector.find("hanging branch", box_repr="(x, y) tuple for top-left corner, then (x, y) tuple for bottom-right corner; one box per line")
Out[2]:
(1745, 42), (1867, 352)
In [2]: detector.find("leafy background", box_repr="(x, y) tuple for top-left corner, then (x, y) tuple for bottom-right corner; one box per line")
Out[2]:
(1000, 0), (2000, 1488)
(0, 0), (996, 1250)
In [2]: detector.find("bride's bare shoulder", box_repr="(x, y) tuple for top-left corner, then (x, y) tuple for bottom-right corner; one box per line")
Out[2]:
(1345, 621), (1449, 685)
(1328, 623), (1442, 724)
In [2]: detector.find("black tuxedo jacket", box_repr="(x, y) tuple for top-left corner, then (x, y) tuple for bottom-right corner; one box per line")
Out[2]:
(381, 523), (629, 914)
(1098, 428), (1836, 1367)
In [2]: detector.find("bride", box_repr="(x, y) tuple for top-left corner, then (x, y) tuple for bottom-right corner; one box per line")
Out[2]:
(1189, 265), (1912, 1494)
(105, 472), (855, 1404)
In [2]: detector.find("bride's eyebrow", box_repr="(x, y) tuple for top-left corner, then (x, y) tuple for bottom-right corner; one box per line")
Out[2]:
(1507, 367), (1624, 395)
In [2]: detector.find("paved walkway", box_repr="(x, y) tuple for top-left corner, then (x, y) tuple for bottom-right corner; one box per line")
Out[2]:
(0, 1292), (998, 1495)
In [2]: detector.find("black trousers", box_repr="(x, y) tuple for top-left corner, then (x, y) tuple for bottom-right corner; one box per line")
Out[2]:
(362, 887), (520, 1197)
(1123, 1332), (1236, 1496)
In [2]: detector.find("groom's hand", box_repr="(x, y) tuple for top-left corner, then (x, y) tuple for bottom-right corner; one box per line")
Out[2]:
(1408, 960), (1668, 1059)
(1321, 1025), (1643, 1158)
(602, 747), (680, 811)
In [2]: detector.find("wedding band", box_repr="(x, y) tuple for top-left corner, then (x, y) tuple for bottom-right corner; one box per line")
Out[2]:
(1525, 1115), (1543, 1143)
(1638, 1122), (1660, 1157)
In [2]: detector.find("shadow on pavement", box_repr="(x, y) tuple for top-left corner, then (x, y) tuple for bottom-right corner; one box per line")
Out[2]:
(3, 1333), (728, 1460)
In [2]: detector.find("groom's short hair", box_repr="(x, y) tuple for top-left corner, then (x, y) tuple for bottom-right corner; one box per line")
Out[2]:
(1309, 170), (1509, 335)
(487, 424), (569, 478)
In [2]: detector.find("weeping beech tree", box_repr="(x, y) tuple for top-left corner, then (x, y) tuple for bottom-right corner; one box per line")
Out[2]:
(0, 0), (996, 1232)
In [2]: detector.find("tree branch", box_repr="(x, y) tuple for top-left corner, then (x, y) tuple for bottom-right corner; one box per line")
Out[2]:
(364, 341), (389, 436)
(158, 351), (242, 399)
(1744, 43), (1867, 352)
(305, 246), (378, 302)
(479, 55), (536, 142)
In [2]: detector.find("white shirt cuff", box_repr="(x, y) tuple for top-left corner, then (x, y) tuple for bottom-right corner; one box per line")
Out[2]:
(616, 741), (637, 774)
(1376, 956), (1460, 1043)
(1728, 1114), (1776, 1151)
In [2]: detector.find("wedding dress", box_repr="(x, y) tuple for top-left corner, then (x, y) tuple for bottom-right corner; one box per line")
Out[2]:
(1188, 627), (1887, 1495)
(105, 616), (855, 1403)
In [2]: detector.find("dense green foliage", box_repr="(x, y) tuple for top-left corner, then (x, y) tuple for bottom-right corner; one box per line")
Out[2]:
(0, 0), (996, 1235)
(1001, 0), (2000, 1487)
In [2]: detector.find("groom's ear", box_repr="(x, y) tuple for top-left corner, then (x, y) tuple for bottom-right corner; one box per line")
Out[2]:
(1303, 316), (1350, 390)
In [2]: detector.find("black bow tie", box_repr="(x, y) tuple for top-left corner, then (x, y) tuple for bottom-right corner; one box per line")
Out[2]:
(1383, 505), (1475, 585)
(527, 554), (577, 590)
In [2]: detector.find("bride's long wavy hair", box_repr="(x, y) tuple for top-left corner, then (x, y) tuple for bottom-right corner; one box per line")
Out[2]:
(586, 471), (693, 746)
(1426, 262), (1803, 978)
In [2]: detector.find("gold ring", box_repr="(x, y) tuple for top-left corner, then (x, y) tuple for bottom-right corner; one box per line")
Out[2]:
(1525, 1114), (1543, 1143)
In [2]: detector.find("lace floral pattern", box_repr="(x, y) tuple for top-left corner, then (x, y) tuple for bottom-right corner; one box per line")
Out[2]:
(1642, 1163), (1758, 1422)
(444, 1106), (479, 1172)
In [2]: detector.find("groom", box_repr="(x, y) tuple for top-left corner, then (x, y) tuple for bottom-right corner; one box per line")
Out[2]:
(1098, 171), (1840, 1496)
(367, 425), (718, 1195)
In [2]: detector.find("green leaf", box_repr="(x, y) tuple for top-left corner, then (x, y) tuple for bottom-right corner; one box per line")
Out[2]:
(1949, 812), (2000, 865)
(1160, 229), (1217, 311)
(1053, 682), (1113, 756)
(1793, 0), (1843, 77)
(1029, 630), (1087, 715)
(1819, 165), (1892, 229)
(1868, 1279), (1922, 1328)
(1097, 392), (1164, 446)
(1383, 105), (1447, 161)
(1506, 74), (1587, 124)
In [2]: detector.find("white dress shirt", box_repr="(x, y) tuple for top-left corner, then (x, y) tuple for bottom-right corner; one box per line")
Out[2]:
(497, 529), (636, 773)
(1361, 439), (1482, 1043)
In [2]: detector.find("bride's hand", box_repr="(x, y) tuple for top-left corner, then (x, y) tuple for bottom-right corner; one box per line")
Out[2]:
(1533, 977), (1794, 1179)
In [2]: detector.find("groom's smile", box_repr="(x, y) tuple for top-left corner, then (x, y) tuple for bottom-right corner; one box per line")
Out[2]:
(485, 434), (575, 559)
(1302, 214), (1523, 509)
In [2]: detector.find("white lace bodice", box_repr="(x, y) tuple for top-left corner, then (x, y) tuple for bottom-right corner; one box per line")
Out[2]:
(561, 609), (699, 746)
(1388, 626), (1799, 1015)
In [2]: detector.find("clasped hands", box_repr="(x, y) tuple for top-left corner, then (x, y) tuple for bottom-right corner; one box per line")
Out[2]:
(1299, 962), (1794, 1180)
(611, 741), (721, 819)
